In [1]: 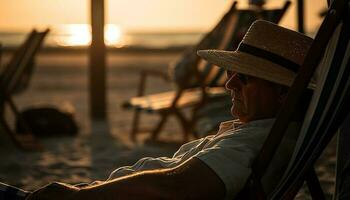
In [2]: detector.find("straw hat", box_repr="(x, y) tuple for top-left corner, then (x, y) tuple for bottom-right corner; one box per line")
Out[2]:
(197, 20), (316, 89)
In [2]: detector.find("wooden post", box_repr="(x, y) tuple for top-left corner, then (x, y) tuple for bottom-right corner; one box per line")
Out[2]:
(89, 0), (106, 119)
(297, 0), (305, 33)
(0, 44), (3, 116)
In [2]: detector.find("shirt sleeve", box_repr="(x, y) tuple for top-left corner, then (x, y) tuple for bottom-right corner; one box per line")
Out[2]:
(194, 126), (268, 200)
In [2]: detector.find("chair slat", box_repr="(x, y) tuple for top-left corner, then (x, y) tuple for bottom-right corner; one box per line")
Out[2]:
(127, 87), (227, 113)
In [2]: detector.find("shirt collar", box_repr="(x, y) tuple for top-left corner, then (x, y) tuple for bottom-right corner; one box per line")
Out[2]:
(217, 118), (276, 135)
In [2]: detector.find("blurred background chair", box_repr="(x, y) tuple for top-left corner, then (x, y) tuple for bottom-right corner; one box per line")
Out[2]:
(0, 29), (49, 151)
(123, 1), (291, 142)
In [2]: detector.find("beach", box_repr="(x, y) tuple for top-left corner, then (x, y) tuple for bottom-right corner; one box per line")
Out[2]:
(0, 50), (337, 199)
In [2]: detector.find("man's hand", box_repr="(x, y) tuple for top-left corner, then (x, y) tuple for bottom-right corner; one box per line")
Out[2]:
(26, 182), (80, 200)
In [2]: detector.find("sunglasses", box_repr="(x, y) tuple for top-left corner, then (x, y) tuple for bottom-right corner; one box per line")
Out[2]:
(226, 71), (249, 85)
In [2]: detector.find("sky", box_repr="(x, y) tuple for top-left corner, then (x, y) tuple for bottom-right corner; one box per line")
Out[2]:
(0, 0), (327, 33)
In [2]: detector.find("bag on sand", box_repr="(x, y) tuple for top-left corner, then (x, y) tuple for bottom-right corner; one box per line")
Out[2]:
(15, 107), (78, 137)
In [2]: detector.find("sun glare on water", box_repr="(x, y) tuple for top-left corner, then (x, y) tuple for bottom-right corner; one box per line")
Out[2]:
(55, 24), (123, 47)
(105, 24), (123, 46)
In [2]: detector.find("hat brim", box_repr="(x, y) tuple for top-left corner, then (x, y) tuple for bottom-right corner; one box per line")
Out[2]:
(198, 49), (316, 90)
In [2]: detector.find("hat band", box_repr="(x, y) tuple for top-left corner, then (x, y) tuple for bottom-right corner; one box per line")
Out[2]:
(238, 43), (300, 72)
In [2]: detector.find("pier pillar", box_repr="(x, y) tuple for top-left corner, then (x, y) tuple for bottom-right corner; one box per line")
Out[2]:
(89, 0), (106, 120)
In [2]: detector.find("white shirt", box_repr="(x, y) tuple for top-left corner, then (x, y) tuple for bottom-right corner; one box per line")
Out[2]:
(107, 118), (299, 199)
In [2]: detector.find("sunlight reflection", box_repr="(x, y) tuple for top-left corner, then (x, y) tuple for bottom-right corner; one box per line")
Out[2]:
(66, 24), (91, 46)
(55, 24), (123, 47)
(105, 24), (123, 46)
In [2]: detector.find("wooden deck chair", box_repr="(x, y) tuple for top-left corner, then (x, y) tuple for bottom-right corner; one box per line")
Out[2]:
(0, 30), (37, 117)
(123, 1), (291, 142)
(0, 29), (49, 151)
(234, 0), (350, 199)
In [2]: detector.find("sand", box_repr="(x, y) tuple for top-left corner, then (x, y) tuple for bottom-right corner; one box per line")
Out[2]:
(0, 50), (337, 199)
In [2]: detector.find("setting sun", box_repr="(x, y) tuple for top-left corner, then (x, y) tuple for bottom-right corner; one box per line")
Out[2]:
(105, 24), (123, 46)
(54, 24), (123, 47)
(63, 24), (90, 46)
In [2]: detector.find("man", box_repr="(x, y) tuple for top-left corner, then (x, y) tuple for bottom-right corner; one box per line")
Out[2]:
(2, 20), (314, 200)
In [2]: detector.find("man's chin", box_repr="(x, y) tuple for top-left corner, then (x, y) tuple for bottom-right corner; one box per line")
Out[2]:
(232, 108), (249, 122)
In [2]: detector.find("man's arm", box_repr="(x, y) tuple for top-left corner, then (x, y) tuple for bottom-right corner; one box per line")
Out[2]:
(27, 158), (226, 200)
(78, 157), (225, 200)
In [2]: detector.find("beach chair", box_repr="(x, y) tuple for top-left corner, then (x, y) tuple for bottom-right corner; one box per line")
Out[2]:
(0, 29), (49, 151)
(0, 31), (37, 120)
(234, 0), (350, 199)
(123, 1), (291, 142)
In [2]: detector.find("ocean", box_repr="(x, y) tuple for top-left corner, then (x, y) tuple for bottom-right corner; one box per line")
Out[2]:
(0, 24), (203, 50)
